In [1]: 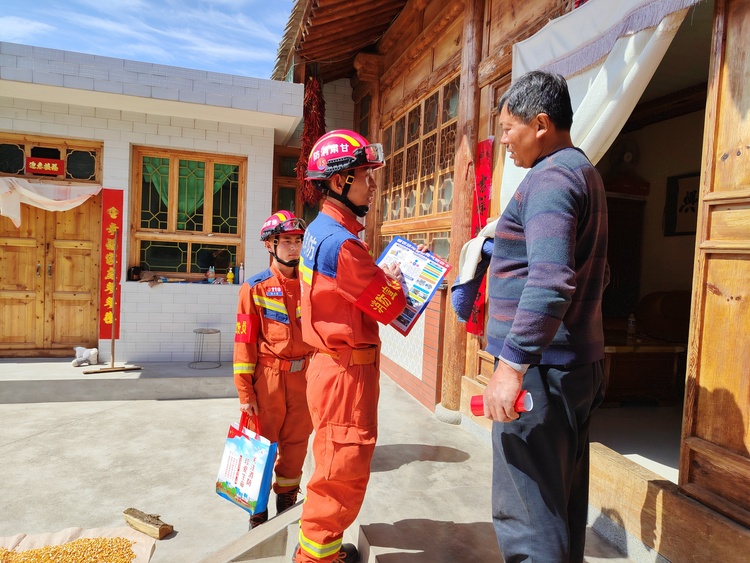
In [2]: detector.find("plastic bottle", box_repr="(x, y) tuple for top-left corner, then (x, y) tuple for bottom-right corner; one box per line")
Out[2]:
(470, 391), (533, 417)
(238, 263), (244, 284)
(226, 268), (234, 284)
(207, 266), (215, 283)
(627, 313), (637, 343)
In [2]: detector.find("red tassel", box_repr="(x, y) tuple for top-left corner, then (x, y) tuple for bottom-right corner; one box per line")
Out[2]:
(297, 76), (326, 206)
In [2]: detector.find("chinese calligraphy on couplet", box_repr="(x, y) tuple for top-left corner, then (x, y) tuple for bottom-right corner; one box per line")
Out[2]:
(98, 189), (123, 339)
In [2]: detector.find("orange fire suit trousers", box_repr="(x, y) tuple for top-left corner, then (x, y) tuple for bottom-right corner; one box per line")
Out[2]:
(296, 352), (379, 562)
(250, 361), (312, 494)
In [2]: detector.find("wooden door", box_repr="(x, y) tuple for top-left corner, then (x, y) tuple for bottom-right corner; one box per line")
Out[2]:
(679, 0), (750, 528)
(0, 204), (46, 350)
(0, 195), (100, 356)
(45, 196), (101, 350)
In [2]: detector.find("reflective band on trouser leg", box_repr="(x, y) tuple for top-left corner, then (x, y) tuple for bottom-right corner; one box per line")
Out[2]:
(275, 474), (301, 488)
(297, 356), (379, 562)
(299, 530), (342, 561)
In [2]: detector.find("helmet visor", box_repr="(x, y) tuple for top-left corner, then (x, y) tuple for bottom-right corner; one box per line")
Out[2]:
(262, 217), (307, 240)
(280, 217), (307, 232)
(355, 143), (384, 167)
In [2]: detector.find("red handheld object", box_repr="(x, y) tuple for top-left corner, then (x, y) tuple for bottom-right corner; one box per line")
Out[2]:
(471, 390), (533, 417)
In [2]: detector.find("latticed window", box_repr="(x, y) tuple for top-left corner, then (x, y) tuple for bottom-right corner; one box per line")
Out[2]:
(130, 146), (246, 277)
(0, 134), (101, 182)
(378, 75), (460, 260)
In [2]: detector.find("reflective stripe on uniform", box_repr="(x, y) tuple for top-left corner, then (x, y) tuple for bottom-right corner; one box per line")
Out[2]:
(233, 362), (255, 375)
(298, 530), (342, 560)
(253, 295), (288, 316)
(275, 474), (302, 488)
(299, 257), (313, 286)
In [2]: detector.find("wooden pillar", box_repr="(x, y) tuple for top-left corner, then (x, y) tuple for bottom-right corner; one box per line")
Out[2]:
(440, 0), (483, 414)
(353, 53), (384, 247)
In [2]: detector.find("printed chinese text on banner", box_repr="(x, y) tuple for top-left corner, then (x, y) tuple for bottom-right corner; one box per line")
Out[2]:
(99, 189), (123, 339)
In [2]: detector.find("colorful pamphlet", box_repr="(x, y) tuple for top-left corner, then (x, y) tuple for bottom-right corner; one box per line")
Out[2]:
(376, 236), (451, 336)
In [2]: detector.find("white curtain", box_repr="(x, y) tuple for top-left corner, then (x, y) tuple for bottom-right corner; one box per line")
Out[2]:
(498, 0), (705, 212)
(0, 177), (101, 228)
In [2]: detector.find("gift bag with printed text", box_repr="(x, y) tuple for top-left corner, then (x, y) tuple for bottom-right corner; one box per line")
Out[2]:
(215, 412), (277, 515)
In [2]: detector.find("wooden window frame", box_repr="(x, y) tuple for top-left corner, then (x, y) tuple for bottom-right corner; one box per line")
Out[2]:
(0, 132), (102, 184)
(377, 75), (460, 259)
(129, 145), (247, 280)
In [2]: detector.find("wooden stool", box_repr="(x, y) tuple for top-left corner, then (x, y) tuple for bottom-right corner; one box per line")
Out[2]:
(189, 328), (221, 369)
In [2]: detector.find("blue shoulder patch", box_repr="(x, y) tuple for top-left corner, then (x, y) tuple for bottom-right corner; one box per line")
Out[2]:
(303, 214), (358, 279)
(246, 268), (273, 288)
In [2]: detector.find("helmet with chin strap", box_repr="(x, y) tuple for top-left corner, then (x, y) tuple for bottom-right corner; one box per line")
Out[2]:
(260, 210), (306, 241)
(305, 129), (384, 217)
(260, 210), (306, 268)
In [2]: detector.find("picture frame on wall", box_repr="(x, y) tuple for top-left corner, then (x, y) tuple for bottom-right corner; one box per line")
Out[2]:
(664, 172), (700, 236)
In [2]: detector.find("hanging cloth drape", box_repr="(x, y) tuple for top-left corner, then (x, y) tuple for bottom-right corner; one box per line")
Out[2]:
(453, 0), (704, 291)
(0, 177), (102, 228)
(498, 0), (704, 211)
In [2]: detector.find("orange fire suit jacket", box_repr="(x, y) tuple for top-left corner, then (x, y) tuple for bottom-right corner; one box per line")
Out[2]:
(299, 201), (406, 359)
(233, 263), (314, 405)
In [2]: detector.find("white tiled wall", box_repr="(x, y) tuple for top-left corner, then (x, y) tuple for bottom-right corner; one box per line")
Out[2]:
(286, 79), (356, 147)
(0, 92), (275, 362)
(119, 282), (239, 363)
(381, 316), (425, 380)
(0, 42), (302, 117)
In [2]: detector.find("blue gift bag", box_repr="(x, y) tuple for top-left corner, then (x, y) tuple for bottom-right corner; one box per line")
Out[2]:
(216, 412), (277, 515)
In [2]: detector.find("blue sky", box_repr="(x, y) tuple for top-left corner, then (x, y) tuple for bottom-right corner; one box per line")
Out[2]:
(0, 0), (294, 79)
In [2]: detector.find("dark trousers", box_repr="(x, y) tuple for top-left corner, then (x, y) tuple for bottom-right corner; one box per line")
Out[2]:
(492, 361), (605, 563)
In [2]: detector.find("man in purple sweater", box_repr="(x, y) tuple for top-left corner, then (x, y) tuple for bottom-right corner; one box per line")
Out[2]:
(482, 70), (609, 562)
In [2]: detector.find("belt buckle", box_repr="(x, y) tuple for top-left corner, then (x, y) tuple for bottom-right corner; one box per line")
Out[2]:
(289, 358), (305, 372)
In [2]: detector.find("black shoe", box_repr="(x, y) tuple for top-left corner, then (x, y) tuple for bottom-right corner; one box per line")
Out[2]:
(291, 542), (359, 563)
(276, 486), (300, 514)
(249, 509), (268, 530)
(333, 543), (359, 563)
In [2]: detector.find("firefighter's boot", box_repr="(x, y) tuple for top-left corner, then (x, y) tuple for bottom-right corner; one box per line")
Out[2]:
(276, 486), (300, 515)
(248, 509), (268, 530)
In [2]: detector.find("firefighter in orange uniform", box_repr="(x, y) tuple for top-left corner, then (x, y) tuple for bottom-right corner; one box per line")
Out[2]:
(233, 210), (315, 529)
(295, 130), (426, 563)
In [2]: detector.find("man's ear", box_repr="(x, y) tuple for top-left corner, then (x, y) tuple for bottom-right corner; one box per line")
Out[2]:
(327, 173), (344, 196)
(535, 113), (552, 138)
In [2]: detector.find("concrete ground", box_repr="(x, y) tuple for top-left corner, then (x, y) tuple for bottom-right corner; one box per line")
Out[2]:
(0, 358), (632, 562)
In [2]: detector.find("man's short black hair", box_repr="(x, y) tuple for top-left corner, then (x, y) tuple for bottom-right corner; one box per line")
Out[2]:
(498, 70), (573, 131)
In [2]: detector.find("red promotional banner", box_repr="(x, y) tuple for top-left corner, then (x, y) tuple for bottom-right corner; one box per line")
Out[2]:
(467, 138), (493, 336)
(99, 189), (124, 340)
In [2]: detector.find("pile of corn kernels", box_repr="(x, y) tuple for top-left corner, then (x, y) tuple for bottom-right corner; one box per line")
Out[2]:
(0, 537), (135, 562)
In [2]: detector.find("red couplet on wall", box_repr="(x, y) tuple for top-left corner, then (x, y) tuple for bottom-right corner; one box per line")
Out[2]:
(467, 138), (493, 337)
(99, 189), (124, 340)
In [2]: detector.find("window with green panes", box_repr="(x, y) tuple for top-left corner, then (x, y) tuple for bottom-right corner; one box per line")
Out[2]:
(377, 75), (459, 260)
(131, 146), (246, 277)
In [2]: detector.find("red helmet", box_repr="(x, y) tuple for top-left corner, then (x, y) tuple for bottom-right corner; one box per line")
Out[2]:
(306, 129), (384, 181)
(260, 210), (306, 241)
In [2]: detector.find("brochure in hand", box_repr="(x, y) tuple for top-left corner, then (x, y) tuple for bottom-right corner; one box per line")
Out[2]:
(376, 236), (451, 336)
